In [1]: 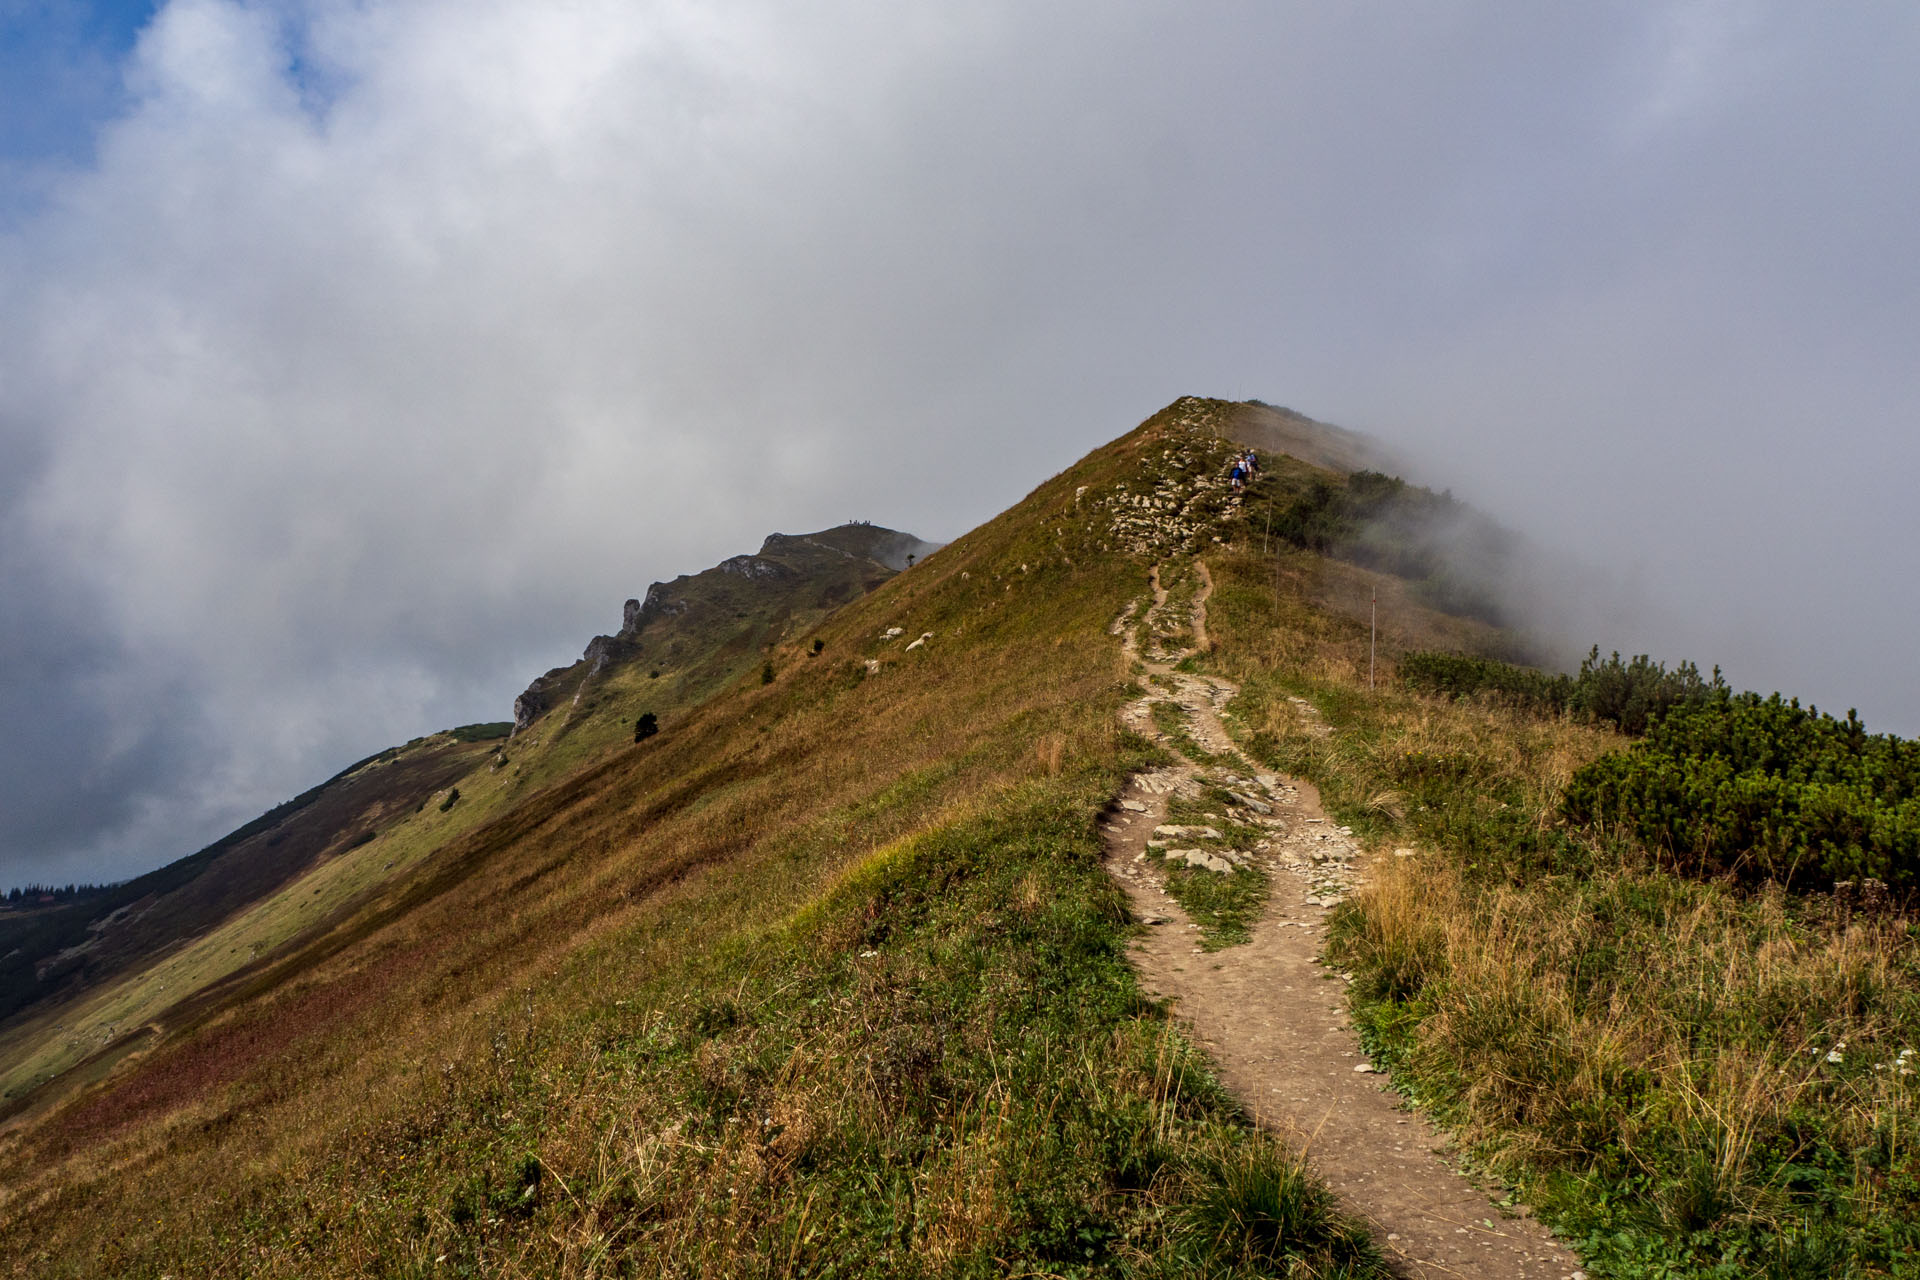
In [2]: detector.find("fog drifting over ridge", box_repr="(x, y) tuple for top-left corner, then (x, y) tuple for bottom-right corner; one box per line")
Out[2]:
(2, 0), (1917, 885)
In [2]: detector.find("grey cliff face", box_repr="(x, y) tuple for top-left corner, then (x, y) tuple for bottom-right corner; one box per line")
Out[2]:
(583, 634), (633, 677)
(512, 666), (572, 734)
(621, 580), (692, 638)
(718, 555), (788, 581)
(511, 691), (541, 736)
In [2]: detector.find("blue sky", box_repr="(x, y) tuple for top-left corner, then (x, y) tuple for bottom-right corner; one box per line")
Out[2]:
(0, 1), (156, 178)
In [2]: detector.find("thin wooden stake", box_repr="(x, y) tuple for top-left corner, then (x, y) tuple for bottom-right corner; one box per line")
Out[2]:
(1369, 586), (1377, 692)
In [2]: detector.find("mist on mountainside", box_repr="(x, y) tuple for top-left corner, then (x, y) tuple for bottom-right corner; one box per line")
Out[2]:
(1229, 416), (1633, 679)
(1235, 401), (1871, 725)
(1328, 373), (1920, 739)
(1342, 485), (1661, 678)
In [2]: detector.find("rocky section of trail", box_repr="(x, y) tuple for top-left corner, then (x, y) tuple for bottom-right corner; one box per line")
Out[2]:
(1107, 560), (1580, 1280)
(1093, 401), (1244, 559)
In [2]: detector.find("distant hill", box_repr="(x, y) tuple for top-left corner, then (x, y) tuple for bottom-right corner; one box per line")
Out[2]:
(0, 733), (494, 1033)
(0, 522), (931, 1113)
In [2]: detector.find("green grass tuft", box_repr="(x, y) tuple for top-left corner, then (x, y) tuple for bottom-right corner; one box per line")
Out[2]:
(1176, 1140), (1389, 1278)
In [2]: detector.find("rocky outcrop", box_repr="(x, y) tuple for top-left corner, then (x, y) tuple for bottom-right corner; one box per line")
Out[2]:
(510, 633), (636, 736)
(718, 554), (789, 581)
(583, 633), (635, 677)
(620, 579), (694, 638)
(510, 522), (937, 736)
(512, 666), (573, 734)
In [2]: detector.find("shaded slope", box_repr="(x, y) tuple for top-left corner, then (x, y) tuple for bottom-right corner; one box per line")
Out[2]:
(0, 733), (498, 1071)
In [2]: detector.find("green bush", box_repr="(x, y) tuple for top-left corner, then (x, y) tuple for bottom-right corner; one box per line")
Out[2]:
(1570, 647), (1720, 737)
(1401, 646), (1721, 737)
(1564, 693), (1920, 890)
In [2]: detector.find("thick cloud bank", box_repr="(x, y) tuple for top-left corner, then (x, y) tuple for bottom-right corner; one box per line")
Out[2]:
(3, 1), (1917, 883)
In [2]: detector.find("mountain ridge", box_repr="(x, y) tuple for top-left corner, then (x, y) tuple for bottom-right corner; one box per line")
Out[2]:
(4, 397), (1910, 1278)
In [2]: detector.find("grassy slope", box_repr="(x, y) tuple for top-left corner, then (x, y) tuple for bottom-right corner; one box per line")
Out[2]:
(17, 395), (1909, 1279)
(0, 736), (501, 1109)
(0, 534), (910, 1121)
(0, 400), (1386, 1280)
(1197, 531), (1920, 1276)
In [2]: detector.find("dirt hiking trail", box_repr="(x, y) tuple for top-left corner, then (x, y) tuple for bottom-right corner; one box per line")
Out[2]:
(1105, 563), (1580, 1279)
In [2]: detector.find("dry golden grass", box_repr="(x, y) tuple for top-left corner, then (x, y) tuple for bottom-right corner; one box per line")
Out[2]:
(1343, 855), (1919, 1199)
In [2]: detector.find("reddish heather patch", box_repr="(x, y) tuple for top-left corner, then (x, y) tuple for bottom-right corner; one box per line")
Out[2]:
(40, 937), (439, 1154)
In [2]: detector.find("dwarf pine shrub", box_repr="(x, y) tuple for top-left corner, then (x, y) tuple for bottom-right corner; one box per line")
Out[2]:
(1402, 646), (1720, 737)
(1565, 692), (1920, 890)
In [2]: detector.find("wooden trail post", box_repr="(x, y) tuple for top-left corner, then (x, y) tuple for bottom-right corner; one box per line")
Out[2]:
(1369, 586), (1377, 692)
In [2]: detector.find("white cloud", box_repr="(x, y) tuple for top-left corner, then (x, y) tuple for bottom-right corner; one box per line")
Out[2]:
(3, 0), (1918, 882)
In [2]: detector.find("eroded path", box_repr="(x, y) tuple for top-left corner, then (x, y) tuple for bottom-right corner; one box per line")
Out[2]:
(1106, 564), (1578, 1280)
